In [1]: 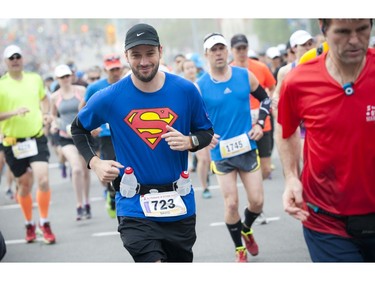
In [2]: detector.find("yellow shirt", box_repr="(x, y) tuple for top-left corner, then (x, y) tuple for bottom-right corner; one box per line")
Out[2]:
(0, 71), (45, 139)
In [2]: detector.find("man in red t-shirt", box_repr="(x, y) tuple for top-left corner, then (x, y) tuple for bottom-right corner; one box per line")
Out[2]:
(277, 19), (375, 262)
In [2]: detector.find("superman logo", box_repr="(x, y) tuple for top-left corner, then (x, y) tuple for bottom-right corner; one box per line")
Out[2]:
(125, 108), (178, 149)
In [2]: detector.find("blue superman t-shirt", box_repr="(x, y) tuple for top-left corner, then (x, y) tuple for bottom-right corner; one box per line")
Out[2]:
(78, 72), (212, 221)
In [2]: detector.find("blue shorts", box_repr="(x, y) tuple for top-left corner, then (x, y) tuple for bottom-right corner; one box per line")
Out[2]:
(303, 226), (375, 262)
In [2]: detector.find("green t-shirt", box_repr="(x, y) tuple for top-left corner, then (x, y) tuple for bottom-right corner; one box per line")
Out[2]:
(0, 71), (45, 138)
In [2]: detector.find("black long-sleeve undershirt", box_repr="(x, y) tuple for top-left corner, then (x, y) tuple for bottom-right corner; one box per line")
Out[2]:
(71, 115), (214, 167)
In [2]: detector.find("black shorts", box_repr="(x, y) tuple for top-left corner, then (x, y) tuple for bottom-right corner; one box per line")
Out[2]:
(0, 231), (6, 261)
(117, 215), (196, 262)
(256, 131), (272, 158)
(4, 135), (50, 177)
(58, 136), (74, 147)
(99, 136), (115, 161)
(49, 131), (60, 147)
(211, 149), (260, 174)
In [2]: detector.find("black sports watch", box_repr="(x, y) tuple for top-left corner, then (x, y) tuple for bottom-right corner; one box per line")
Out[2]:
(191, 135), (199, 147)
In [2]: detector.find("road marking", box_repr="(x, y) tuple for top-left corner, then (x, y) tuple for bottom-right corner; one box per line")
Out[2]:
(5, 238), (44, 245)
(0, 202), (40, 210)
(0, 197), (104, 211)
(262, 216), (280, 222)
(90, 196), (104, 202)
(193, 184), (220, 191)
(210, 222), (226, 227)
(92, 231), (118, 237)
(5, 232), (119, 245)
(6, 232), (119, 244)
(210, 216), (280, 227)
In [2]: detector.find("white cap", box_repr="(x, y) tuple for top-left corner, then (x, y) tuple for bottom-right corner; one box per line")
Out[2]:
(289, 30), (313, 48)
(203, 33), (227, 50)
(266, 47), (281, 59)
(3, 45), (22, 59)
(247, 49), (258, 59)
(54, 64), (73, 78)
(277, 43), (287, 52)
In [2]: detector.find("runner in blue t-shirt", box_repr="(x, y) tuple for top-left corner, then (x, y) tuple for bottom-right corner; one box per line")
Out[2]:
(197, 32), (271, 263)
(71, 23), (213, 262)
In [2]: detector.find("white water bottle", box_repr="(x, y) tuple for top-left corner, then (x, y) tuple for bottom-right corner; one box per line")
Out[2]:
(176, 171), (192, 196)
(120, 167), (138, 198)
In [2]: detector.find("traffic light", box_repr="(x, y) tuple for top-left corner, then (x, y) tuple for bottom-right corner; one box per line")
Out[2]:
(106, 24), (116, 45)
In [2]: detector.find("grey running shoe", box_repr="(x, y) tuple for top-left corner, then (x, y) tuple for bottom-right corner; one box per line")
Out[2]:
(76, 206), (84, 221)
(84, 204), (92, 219)
(5, 189), (14, 200)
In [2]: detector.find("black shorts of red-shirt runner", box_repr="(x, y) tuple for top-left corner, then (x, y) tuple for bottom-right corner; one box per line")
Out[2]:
(4, 135), (50, 177)
(117, 215), (196, 262)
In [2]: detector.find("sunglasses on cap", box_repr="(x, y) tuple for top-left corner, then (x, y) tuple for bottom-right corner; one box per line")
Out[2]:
(105, 55), (120, 62)
(9, 54), (22, 61)
(59, 75), (71, 79)
(203, 32), (223, 43)
(88, 76), (100, 81)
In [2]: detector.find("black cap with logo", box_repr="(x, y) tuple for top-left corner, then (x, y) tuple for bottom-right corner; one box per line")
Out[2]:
(230, 34), (248, 48)
(125, 23), (160, 51)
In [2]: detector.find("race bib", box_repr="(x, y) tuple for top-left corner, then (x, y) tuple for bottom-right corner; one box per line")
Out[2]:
(66, 124), (72, 137)
(12, 139), (38, 159)
(219, 133), (251, 159)
(140, 191), (187, 217)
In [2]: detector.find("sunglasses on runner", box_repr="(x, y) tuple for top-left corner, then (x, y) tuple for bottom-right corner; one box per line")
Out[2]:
(105, 56), (120, 62)
(235, 46), (247, 51)
(9, 54), (22, 61)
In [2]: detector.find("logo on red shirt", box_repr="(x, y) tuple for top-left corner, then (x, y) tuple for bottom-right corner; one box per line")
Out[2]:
(125, 108), (178, 149)
(366, 105), (375, 122)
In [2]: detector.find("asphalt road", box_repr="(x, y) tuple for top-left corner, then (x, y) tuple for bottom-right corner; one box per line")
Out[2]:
(0, 148), (315, 278)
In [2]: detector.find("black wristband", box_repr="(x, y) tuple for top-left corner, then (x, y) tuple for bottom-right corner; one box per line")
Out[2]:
(189, 127), (214, 152)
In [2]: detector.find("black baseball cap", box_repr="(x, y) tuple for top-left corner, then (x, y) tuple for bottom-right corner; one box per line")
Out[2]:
(231, 34), (248, 48)
(125, 23), (160, 51)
